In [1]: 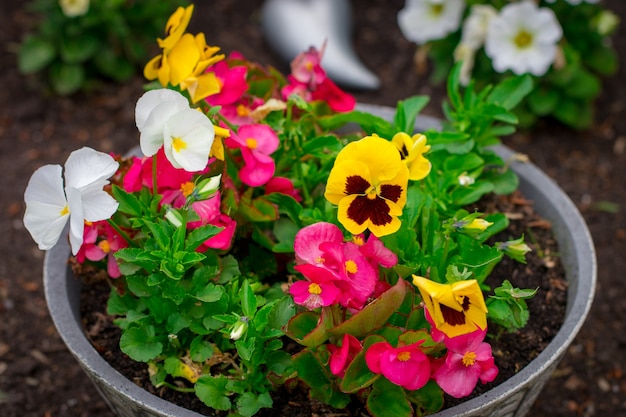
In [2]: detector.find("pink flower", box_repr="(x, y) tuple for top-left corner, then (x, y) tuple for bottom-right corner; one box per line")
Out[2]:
(357, 234), (398, 269)
(204, 59), (248, 107)
(365, 340), (431, 390)
(290, 45), (327, 86)
(311, 78), (356, 112)
(294, 222), (345, 265)
(265, 176), (302, 202)
(76, 221), (127, 278)
(289, 276), (340, 310)
(225, 124), (279, 187)
(188, 192), (237, 251)
(328, 334), (362, 377)
(434, 328), (499, 398)
(281, 77), (312, 102)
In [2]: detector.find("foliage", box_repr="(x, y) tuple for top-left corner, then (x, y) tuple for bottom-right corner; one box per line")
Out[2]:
(18, 0), (190, 95)
(398, 0), (620, 130)
(23, 4), (541, 416)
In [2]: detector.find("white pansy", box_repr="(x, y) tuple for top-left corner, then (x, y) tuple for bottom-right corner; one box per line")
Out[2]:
(136, 89), (190, 156)
(485, 2), (563, 76)
(135, 88), (215, 172)
(398, 0), (466, 44)
(24, 147), (119, 255)
(163, 109), (215, 172)
(59, 0), (90, 18)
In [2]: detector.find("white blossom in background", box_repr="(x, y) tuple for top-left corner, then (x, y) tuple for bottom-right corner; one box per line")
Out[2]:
(24, 147), (119, 254)
(135, 88), (215, 172)
(544, 0), (599, 5)
(59, 0), (90, 17)
(398, 0), (466, 44)
(453, 4), (498, 85)
(485, 1), (563, 76)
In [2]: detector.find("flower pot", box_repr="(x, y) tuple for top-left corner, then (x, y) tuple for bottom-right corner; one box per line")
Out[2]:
(43, 112), (596, 417)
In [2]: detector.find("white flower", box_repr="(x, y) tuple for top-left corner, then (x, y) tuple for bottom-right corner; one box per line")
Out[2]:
(485, 1), (563, 76)
(24, 147), (119, 254)
(544, 0), (599, 5)
(135, 89), (215, 172)
(460, 5), (498, 51)
(163, 109), (215, 172)
(398, 0), (466, 44)
(59, 0), (90, 18)
(453, 44), (476, 86)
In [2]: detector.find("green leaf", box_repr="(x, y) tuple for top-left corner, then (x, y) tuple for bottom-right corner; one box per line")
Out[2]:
(367, 378), (413, 417)
(193, 282), (224, 303)
(292, 350), (350, 408)
(236, 392), (273, 417)
(528, 87), (560, 116)
(318, 110), (394, 138)
(59, 34), (98, 63)
(329, 278), (407, 339)
(112, 185), (142, 217)
(451, 181), (494, 206)
(487, 74), (533, 111)
(300, 134), (343, 158)
(185, 224), (222, 252)
(394, 95), (430, 133)
(239, 280), (257, 319)
(119, 325), (163, 362)
(195, 375), (232, 411)
(286, 308), (333, 347)
(190, 336), (214, 362)
(406, 380), (444, 416)
(564, 68), (601, 100)
(18, 35), (56, 74)
(264, 193), (303, 226)
(49, 62), (85, 95)
(340, 335), (385, 393)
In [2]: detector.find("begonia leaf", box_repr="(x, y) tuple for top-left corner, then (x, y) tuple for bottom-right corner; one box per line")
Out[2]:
(406, 380), (444, 416)
(292, 349), (350, 408)
(366, 377), (413, 417)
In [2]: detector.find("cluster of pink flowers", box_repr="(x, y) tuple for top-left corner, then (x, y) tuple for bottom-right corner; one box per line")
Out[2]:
(289, 222), (397, 311)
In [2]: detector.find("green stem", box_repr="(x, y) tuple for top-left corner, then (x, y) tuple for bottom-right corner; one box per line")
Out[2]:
(152, 153), (158, 197)
(106, 218), (136, 248)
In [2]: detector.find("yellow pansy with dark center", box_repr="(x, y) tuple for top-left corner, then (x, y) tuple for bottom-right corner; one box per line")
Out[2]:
(325, 135), (409, 237)
(412, 275), (488, 338)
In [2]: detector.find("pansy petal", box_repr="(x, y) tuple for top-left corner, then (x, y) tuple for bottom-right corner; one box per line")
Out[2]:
(66, 187), (85, 255)
(135, 88), (189, 131)
(64, 147), (119, 191)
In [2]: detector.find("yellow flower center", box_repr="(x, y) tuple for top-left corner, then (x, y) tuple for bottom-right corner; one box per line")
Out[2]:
(314, 256), (325, 264)
(462, 351), (477, 367)
(345, 259), (358, 274)
(514, 30), (533, 49)
(246, 138), (258, 149)
(98, 240), (111, 254)
(236, 104), (250, 117)
(172, 136), (187, 152)
(352, 235), (364, 246)
(430, 4), (444, 16)
(366, 187), (378, 200)
(180, 181), (195, 197)
(60, 204), (70, 216)
(397, 351), (411, 362)
(308, 283), (322, 295)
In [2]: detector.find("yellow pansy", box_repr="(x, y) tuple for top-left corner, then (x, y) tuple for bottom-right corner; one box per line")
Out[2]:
(412, 275), (488, 338)
(391, 132), (431, 181)
(157, 4), (194, 53)
(325, 135), (409, 237)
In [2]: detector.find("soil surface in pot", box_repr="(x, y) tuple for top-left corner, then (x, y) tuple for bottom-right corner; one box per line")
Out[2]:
(2, 1), (625, 416)
(78, 190), (567, 416)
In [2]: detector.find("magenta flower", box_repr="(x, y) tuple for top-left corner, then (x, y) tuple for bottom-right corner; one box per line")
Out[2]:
(188, 192), (237, 251)
(204, 58), (248, 106)
(294, 222), (345, 266)
(311, 78), (356, 112)
(290, 45), (327, 86)
(365, 340), (431, 391)
(225, 124), (279, 187)
(328, 334), (362, 377)
(289, 276), (340, 310)
(76, 221), (126, 278)
(357, 233), (398, 269)
(434, 328), (499, 398)
(265, 176), (302, 202)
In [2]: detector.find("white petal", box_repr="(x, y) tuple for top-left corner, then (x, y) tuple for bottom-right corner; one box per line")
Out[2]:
(79, 186), (119, 222)
(64, 147), (119, 191)
(66, 187), (85, 255)
(23, 164), (69, 250)
(139, 100), (191, 156)
(163, 109), (214, 172)
(135, 89), (189, 132)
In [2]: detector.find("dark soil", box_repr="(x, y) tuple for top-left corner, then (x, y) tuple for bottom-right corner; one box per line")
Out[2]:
(1, 1), (625, 416)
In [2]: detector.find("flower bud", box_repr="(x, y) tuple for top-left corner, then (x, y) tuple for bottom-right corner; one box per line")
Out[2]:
(497, 237), (532, 263)
(230, 318), (249, 341)
(195, 174), (222, 200)
(165, 208), (184, 228)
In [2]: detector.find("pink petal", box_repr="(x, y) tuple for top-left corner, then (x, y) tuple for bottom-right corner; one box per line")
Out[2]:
(435, 354), (481, 398)
(294, 222), (344, 265)
(365, 342), (391, 375)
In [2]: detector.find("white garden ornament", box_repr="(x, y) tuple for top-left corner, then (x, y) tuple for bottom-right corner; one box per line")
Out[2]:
(484, 1), (563, 76)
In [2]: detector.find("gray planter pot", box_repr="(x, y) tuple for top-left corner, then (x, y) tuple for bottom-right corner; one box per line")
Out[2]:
(44, 112), (596, 417)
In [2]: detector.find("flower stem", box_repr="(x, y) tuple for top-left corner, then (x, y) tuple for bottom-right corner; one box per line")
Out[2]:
(106, 218), (136, 248)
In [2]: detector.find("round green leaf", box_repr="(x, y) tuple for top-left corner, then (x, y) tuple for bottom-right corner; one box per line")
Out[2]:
(18, 36), (56, 74)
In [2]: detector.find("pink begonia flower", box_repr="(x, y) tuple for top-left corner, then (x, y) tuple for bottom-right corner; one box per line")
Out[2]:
(122, 149), (195, 195)
(290, 45), (327, 86)
(311, 78), (356, 113)
(204, 59), (248, 107)
(265, 176), (302, 202)
(434, 327), (499, 398)
(294, 222), (345, 265)
(357, 233), (398, 269)
(281, 77), (313, 102)
(328, 334), (362, 377)
(365, 340), (431, 390)
(320, 241), (378, 310)
(188, 192), (237, 251)
(289, 276), (341, 310)
(76, 221), (127, 278)
(218, 97), (265, 126)
(225, 124), (279, 187)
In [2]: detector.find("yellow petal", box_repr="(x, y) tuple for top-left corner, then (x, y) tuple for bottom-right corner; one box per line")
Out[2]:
(157, 4), (195, 53)
(167, 34), (201, 86)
